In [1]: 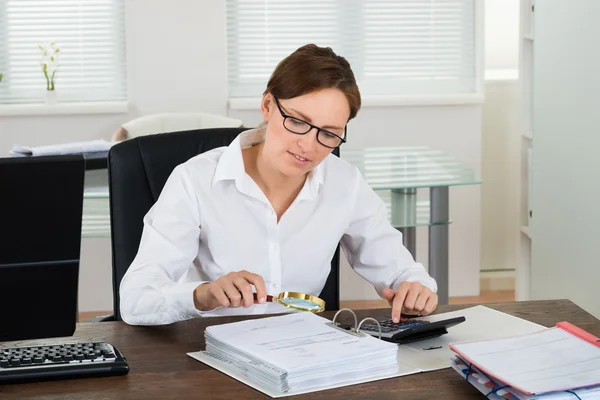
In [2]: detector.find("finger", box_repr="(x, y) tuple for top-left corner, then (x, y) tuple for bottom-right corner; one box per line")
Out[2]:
(412, 290), (428, 313)
(392, 284), (409, 323)
(207, 284), (230, 309)
(422, 294), (439, 315)
(240, 270), (268, 304)
(220, 280), (243, 307)
(232, 276), (254, 307)
(402, 284), (422, 313)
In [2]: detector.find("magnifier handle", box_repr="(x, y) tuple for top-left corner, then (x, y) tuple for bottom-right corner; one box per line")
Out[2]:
(252, 293), (276, 303)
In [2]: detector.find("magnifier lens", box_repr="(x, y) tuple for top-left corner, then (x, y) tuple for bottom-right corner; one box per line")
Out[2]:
(278, 297), (324, 312)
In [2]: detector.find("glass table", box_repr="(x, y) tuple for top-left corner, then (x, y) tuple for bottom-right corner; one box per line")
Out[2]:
(82, 147), (480, 305)
(341, 147), (481, 304)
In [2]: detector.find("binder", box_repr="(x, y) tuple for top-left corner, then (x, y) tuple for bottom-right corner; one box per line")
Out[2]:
(449, 321), (600, 399)
(190, 310), (416, 397)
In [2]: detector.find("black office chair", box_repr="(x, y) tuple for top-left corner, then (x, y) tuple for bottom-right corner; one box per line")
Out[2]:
(104, 127), (340, 322)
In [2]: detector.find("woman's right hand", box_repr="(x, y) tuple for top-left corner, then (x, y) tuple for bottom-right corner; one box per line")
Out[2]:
(193, 270), (268, 311)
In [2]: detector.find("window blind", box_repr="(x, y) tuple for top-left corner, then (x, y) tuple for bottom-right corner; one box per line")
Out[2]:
(226, 0), (478, 98)
(0, 0), (127, 104)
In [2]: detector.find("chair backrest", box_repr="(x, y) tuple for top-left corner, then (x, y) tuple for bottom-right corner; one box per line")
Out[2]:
(121, 112), (244, 140)
(108, 127), (340, 321)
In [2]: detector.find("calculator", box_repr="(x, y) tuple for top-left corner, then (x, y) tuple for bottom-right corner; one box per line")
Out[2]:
(358, 316), (466, 344)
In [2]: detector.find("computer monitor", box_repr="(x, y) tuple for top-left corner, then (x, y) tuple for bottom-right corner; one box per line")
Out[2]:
(0, 155), (85, 341)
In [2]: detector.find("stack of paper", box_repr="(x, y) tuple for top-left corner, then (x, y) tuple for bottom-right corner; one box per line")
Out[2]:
(450, 324), (600, 399)
(10, 139), (114, 157)
(198, 312), (401, 394)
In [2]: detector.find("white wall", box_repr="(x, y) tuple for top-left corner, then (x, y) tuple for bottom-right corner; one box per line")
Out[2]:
(0, 0), (483, 311)
(529, 1), (600, 318)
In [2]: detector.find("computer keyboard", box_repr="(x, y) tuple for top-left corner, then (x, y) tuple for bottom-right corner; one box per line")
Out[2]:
(0, 341), (129, 384)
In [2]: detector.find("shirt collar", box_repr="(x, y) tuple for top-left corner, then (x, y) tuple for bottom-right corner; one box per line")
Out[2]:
(212, 124), (326, 200)
(212, 126), (265, 187)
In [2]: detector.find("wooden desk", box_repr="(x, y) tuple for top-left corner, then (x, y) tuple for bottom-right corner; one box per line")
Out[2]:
(1, 300), (598, 399)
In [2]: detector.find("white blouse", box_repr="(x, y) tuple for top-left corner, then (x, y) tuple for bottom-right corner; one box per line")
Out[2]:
(120, 127), (437, 325)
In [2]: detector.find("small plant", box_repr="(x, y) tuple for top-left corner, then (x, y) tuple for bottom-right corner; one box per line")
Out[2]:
(39, 42), (60, 91)
(0, 72), (3, 82)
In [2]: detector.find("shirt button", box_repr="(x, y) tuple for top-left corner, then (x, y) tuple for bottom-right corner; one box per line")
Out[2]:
(272, 244), (278, 251)
(272, 283), (279, 289)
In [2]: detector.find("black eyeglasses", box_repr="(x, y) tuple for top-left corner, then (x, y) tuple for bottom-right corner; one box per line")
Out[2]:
(273, 96), (347, 149)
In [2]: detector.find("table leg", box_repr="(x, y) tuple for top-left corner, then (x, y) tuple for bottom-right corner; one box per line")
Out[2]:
(391, 188), (417, 258)
(429, 186), (449, 305)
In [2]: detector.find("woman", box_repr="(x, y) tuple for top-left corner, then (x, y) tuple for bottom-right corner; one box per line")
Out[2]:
(120, 44), (438, 326)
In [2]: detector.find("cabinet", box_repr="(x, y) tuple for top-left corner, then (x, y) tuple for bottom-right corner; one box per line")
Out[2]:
(517, 0), (534, 301)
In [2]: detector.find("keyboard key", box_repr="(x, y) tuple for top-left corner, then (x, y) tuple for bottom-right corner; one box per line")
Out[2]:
(10, 359), (21, 367)
(33, 357), (44, 364)
(74, 354), (84, 361)
(22, 358), (32, 365)
(0, 359), (9, 368)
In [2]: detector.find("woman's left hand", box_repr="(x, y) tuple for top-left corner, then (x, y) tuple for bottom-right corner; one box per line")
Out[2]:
(383, 282), (438, 323)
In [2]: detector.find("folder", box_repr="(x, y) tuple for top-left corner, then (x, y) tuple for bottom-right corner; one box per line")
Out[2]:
(449, 321), (600, 399)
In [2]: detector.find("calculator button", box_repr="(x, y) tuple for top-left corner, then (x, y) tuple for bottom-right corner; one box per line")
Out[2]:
(361, 324), (377, 331)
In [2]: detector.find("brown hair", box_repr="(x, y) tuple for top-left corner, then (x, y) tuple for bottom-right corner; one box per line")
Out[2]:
(264, 44), (361, 120)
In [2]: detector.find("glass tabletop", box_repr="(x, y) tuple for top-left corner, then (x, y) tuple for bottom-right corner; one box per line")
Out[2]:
(341, 147), (480, 190)
(377, 191), (452, 228)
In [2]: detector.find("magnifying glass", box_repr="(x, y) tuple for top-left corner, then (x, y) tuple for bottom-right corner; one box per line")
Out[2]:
(253, 292), (325, 312)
